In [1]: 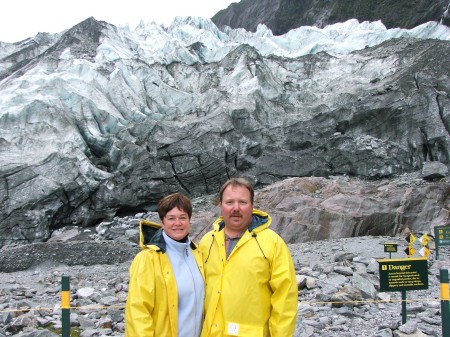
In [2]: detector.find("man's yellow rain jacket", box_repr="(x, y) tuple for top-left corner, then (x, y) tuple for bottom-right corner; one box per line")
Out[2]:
(125, 220), (205, 337)
(199, 209), (298, 337)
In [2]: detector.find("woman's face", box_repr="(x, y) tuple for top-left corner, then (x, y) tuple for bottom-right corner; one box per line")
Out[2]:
(161, 206), (191, 241)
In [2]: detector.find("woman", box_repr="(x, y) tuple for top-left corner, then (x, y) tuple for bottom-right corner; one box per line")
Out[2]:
(125, 192), (205, 337)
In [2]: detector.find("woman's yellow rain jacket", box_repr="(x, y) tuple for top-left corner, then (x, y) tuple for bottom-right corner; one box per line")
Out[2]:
(199, 209), (298, 337)
(125, 220), (205, 337)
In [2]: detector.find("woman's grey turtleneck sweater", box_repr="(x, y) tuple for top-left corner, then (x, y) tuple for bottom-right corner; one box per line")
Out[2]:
(163, 231), (204, 337)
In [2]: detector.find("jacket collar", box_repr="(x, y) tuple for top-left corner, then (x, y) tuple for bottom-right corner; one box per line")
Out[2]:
(215, 209), (271, 233)
(141, 224), (198, 253)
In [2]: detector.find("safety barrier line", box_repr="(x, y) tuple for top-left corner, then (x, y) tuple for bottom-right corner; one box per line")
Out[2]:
(65, 304), (126, 310)
(301, 297), (441, 305)
(0, 305), (127, 313)
(0, 298), (443, 314)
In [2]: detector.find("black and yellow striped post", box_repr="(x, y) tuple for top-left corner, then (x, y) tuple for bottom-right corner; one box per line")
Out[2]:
(61, 275), (70, 337)
(441, 269), (450, 337)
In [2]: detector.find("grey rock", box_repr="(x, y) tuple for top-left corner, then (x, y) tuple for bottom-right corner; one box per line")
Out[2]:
(6, 313), (38, 333)
(296, 275), (307, 290)
(333, 306), (356, 317)
(375, 328), (393, 337)
(352, 273), (378, 299)
(334, 253), (356, 263)
(367, 258), (379, 274)
(422, 161), (449, 180)
(97, 316), (113, 329)
(69, 313), (80, 327)
(406, 304), (425, 313)
(398, 320), (418, 334)
(333, 266), (354, 276)
(106, 309), (124, 323)
(78, 316), (96, 329)
(77, 287), (95, 298)
(324, 273), (349, 288)
(99, 296), (121, 306)
(418, 316), (441, 325)
(394, 328), (428, 337)
(353, 256), (372, 265)
(331, 285), (363, 308)
(11, 329), (59, 337)
(80, 328), (111, 337)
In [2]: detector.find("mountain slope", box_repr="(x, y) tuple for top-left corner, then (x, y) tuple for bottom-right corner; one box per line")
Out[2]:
(212, 0), (450, 35)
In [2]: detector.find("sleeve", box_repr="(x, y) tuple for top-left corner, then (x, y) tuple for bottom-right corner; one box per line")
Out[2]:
(125, 251), (156, 337)
(268, 236), (298, 337)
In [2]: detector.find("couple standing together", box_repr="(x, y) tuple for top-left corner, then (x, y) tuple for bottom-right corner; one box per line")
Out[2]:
(125, 177), (298, 337)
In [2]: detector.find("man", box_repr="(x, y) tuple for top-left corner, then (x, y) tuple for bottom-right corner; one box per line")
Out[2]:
(199, 178), (298, 337)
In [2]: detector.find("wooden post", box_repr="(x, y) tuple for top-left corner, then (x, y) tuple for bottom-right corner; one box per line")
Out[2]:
(61, 275), (70, 337)
(441, 269), (450, 337)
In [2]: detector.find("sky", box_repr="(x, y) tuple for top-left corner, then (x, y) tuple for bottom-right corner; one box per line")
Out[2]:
(0, 0), (238, 43)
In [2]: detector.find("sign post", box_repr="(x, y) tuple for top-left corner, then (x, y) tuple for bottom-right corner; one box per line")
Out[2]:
(441, 269), (450, 337)
(61, 275), (70, 337)
(434, 225), (450, 260)
(378, 258), (428, 324)
(384, 243), (398, 259)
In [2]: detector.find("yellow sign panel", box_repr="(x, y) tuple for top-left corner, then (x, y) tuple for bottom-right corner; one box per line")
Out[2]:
(61, 291), (70, 309)
(419, 234), (431, 246)
(442, 283), (450, 300)
(419, 247), (430, 257)
(404, 245), (415, 256)
(405, 233), (416, 244)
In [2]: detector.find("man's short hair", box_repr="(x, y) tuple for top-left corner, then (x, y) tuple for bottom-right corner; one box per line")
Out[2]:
(219, 178), (254, 204)
(158, 192), (192, 220)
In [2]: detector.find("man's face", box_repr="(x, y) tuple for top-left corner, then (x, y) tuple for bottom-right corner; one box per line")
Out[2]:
(161, 207), (190, 241)
(220, 185), (253, 232)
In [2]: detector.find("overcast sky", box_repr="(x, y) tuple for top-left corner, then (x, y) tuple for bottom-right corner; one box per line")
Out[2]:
(0, 0), (238, 43)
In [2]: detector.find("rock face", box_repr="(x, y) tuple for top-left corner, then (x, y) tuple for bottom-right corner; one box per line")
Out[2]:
(252, 175), (450, 244)
(1, 172), (448, 272)
(212, 0), (450, 34)
(1, 17), (450, 246)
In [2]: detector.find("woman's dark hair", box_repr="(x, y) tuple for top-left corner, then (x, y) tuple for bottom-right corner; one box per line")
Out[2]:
(158, 193), (192, 220)
(219, 178), (254, 204)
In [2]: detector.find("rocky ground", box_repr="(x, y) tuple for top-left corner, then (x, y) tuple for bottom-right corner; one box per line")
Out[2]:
(1, 226), (449, 337)
(291, 236), (450, 337)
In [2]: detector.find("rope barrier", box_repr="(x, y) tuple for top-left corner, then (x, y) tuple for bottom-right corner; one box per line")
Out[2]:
(0, 297), (443, 314)
(300, 297), (442, 305)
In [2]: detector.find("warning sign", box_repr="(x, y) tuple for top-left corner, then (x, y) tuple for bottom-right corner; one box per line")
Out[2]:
(419, 234), (431, 246)
(404, 245), (415, 257)
(378, 258), (428, 292)
(434, 226), (450, 246)
(384, 243), (398, 253)
(405, 233), (416, 245)
(419, 247), (430, 257)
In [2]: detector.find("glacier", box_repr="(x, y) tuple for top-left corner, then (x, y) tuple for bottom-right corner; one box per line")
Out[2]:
(1, 16), (450, 245)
